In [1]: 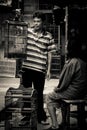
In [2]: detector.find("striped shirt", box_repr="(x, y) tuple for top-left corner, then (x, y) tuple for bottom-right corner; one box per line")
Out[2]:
(22, 27), (56, 73)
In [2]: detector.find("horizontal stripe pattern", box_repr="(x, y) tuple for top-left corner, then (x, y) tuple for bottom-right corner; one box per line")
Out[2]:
(22, 27), (56, 73)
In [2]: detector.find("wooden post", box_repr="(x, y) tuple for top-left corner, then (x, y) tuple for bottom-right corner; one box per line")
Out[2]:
(65, 6), (68, 61)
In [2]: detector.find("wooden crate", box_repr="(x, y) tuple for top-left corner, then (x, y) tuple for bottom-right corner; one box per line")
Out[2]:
(0, 59), (16, 77)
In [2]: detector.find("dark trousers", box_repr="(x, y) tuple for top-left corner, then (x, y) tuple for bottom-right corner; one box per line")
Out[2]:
(21, 68), (45, 120)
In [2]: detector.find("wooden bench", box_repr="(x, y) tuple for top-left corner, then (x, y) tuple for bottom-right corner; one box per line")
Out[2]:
(61, 99), (87, 130)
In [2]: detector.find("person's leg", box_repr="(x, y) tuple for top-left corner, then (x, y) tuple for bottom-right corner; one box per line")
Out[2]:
(33, 71), (46, 122)
(47, 104), (59, 128)
(46, 92), (61, 129)
(21, 68), (32, 88)
(20, 68), (32, 125)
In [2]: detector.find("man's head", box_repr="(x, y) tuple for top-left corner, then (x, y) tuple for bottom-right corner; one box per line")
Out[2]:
(67, 35), (82, 59)
(32, 11), (45, 31)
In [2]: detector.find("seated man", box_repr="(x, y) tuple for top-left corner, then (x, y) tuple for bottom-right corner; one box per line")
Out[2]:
(46, 35), (87, 130)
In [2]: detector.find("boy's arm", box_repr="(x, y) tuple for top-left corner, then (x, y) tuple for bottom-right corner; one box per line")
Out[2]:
(46, 52), (52, 80)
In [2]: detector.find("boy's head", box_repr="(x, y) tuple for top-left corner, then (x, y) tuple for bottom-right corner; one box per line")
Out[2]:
(33, 11), (45, 22)
(32, 11), (45, 31)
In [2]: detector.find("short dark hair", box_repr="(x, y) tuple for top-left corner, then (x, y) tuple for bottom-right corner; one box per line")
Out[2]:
(67, 36), (82, 58)
(33, 11), (45, 21)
